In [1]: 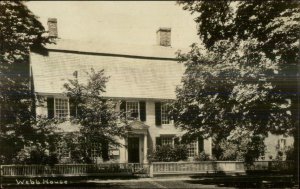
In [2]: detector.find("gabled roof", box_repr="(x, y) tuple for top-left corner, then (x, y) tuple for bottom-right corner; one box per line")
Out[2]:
(45, 39), (180, 59)
(31, 39), (186, 100)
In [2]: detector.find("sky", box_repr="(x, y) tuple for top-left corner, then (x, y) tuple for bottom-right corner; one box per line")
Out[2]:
(26, 1), (201, 49)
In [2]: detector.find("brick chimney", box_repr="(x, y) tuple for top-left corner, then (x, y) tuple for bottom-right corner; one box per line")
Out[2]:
(156, 27), (171, 47)
(47, 18), (58, 38)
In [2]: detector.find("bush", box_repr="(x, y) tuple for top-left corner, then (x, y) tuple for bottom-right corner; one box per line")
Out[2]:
(285, 146), (294, 160)
(148, 144), (188, 162)
(15, 147), (59, 165)
(213, 134), (265, 164)
(194, 151), (210, 161)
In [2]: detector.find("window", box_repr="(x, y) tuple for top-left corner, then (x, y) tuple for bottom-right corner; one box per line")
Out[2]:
(156, 136), (174, 148)
(120, 101), (146, 121)
(54, 98), (69, 118)
(90, 143), (101, 158)
(161, 137), (173, 146)
(126, 101), (139, 119)
(278, 138), (286, 149)
(161, 103), (170, 124)
(187, 141), (198, 157)
(57, 146), (70, 158)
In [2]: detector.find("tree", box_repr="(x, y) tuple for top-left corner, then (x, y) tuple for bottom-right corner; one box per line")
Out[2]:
(0, 1), (51, 163)
(173, 41), (292, 163)
(179, 0), (299, 64)
(15, 117), (62, 165)
(64, 68), (126, 163)
(173, 1), (299, 164)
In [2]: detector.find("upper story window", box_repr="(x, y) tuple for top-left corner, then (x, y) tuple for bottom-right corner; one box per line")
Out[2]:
(161, 103), (170, 125)
(120, 101), (146, 122)
(155, 101), (172, 126)
(126, 101), (139, 119)
(54, 98), (69, 118)
(47, 97), (69, 119)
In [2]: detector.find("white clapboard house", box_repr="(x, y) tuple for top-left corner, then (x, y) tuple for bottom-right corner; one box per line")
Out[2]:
(30, 18), (292, 163)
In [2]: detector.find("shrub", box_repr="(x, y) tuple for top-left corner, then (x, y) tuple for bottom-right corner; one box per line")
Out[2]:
(285, 146), (294, 160)
(148, 144), (188, 162)
(15, 147), (58, 165)
(194, 151), (210, 161)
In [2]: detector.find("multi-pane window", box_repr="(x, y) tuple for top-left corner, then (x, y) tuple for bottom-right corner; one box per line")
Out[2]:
(55, 98), (69, 118)
(90, 143), (101, 158)
(161, 137), (173, 146)
(126, 101), (139, 119)
(187, 141), (198, 157)
(278, 138), (286, 149)
(161, 103), (170, 124)
(57, 146), (70, 158)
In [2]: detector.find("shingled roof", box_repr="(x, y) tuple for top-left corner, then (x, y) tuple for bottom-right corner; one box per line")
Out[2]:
(30, 39), (186, 100)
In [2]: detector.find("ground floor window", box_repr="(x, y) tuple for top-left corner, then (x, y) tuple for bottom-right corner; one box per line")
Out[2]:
(278, 138), (286, 149)
(57, 146), (70, 158)
(161, 137), (173, 146)
(156, 136), (174, 148)
(187, 141), (198, 157)
(90, 143), (101, 158)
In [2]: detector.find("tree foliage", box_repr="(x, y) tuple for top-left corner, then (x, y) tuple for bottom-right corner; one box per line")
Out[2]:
(178, 0), (300, 64)
(173, 42), (293, 162)
(0, 1), (51, 163)
(174, 0), (299, 163)
(214, 129), (265, 163)
(64, 68), (126, 162)
(15, 117), (62, 165)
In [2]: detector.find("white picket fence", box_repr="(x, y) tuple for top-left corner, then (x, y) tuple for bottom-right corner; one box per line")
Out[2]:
(0, 163), (146, 177)
(151, 161), (245, 176)
(0, 161), (293, 178)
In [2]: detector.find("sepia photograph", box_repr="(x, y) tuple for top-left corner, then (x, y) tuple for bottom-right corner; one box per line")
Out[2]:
(0, 1), (299, 188)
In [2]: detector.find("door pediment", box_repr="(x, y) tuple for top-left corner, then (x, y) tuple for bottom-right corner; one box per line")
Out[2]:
(126, 120), (149, 135)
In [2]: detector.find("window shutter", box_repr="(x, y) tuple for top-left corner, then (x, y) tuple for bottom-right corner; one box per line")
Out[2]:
(139, 101), (146, 121)
(69, 98), (76, 117)
(47, 97), (54, 118)
(120, 100), (126, 119)
(101, 141), (109, 161)
(155, 102), (161, 126)
(120, 100), (126, 112)
(174, 137), (180, 145)
(198, 136), (204, 154)
(156, 137), (161, 147)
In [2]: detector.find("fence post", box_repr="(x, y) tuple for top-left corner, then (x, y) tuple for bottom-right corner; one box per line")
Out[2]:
(0, 165), (3, 189)
(149, 164), (153, 178)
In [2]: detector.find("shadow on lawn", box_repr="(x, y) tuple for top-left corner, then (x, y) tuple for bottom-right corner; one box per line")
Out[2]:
(2, 176), (139, 189)
(5, 182), (133, 189)
(187, 171), (296, 188)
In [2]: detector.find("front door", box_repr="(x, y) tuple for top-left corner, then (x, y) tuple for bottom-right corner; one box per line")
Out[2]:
(128, 137), (140, 163)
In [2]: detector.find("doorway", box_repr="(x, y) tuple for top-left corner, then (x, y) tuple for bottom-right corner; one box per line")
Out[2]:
(128, 137), (140, 163)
